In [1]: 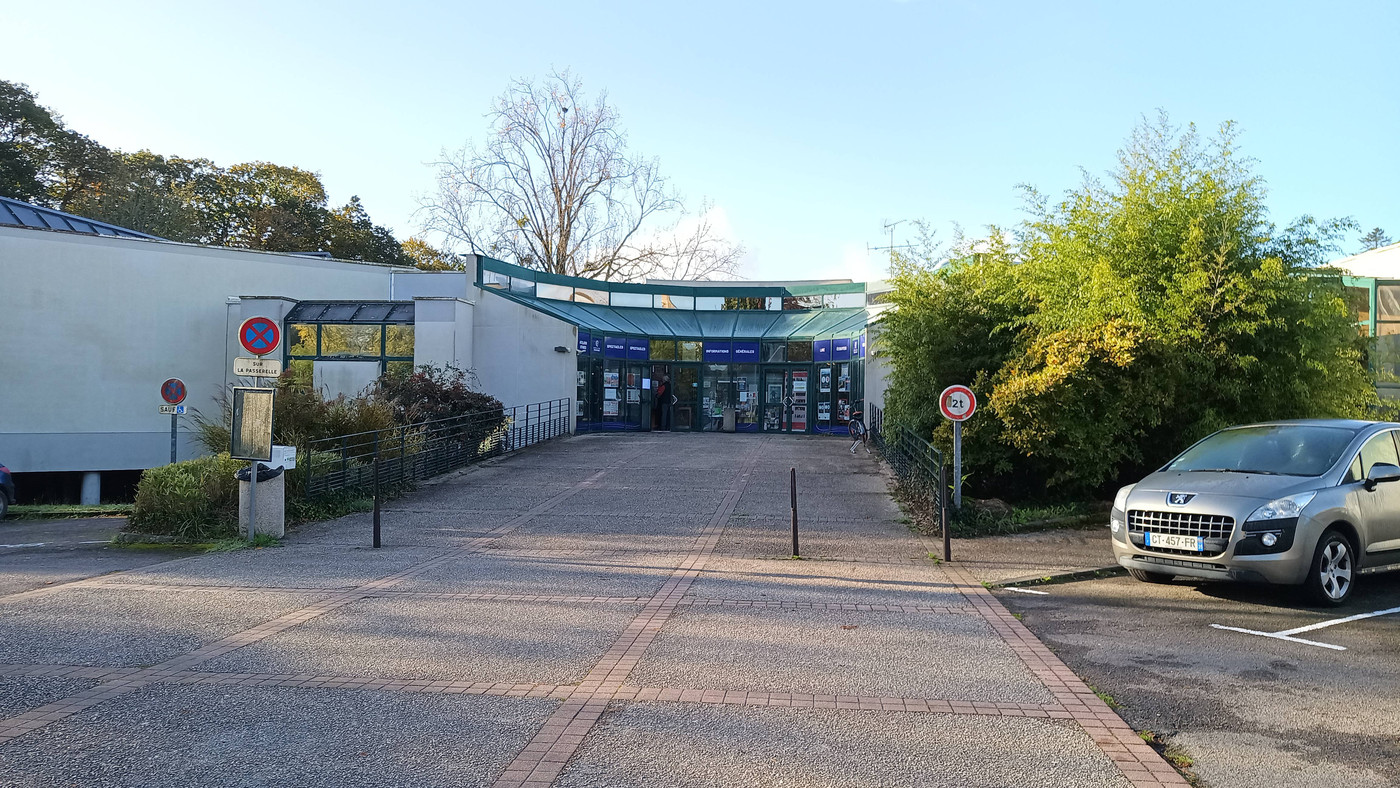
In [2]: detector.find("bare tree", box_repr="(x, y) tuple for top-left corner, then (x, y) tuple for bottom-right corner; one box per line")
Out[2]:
(421, 70), (741, 281)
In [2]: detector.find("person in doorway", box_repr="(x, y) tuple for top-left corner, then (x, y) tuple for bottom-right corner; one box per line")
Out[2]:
(848, 405), (869, 454)
(655, 375), (673, 431)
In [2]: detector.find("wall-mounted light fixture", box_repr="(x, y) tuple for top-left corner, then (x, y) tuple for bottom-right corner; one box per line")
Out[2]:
(554, 346), (569, 353)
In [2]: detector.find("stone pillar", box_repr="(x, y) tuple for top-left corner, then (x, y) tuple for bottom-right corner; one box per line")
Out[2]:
(80, 471), (101, 505)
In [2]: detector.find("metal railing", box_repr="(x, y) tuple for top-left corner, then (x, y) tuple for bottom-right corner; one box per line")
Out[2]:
(303, 398), (570, 499)
(868, 404), (950, 559)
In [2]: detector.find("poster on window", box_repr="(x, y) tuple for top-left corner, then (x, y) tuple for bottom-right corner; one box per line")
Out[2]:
(603, 399), (619, 417)
(577, 370), (587, 387)
(837, 398), (849, 422)
(817, 401), (831, 421)
(604, 388), (618, 401)
(793, 378), (807, 394)
(627, 388), (640, 402)
(603, 371), (620, 388)
(767, 383), (783, 402)
(791, 405), (807, 430)
(838, 375), (850, 393)
(627, 371), (637, 388)
(820, 367), (831, 393)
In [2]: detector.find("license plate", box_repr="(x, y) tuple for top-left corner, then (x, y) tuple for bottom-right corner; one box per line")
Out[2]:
(1145, 532), (1204, 551)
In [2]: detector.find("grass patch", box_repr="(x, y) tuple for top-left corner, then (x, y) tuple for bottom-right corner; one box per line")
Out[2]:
(8, 504), (133, 520)
(1086, 683), (1120, 709)
(1138, 731), (1200, 781)
(950, 501), (1109, 538)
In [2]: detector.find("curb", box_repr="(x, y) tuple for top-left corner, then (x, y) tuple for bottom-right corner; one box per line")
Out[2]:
(991, 565), (1126, 588)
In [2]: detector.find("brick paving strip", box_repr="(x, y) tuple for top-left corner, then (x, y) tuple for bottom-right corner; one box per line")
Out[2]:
(942, 564), (1190, 788)
(0, 443), (659, 744)
(491, 439), (769, 788)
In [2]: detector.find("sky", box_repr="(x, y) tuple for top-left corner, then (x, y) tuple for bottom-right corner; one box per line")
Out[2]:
(4, 0), (1397, 281)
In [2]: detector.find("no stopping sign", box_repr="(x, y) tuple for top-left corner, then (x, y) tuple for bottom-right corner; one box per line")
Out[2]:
(939, 385), (976, 421)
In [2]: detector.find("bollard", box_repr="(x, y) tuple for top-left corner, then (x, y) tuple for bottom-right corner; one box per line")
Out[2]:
(940, 463), (951, 562)
(790, 467), (799, 558)
(372, 446), (382, 549)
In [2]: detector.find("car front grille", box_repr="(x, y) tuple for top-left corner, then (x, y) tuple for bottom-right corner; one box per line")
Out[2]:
(1128, 509), (1235, 556)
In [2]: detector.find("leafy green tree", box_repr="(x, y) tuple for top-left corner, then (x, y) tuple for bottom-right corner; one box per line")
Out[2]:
(1, 79), (409, 264)
(1359, 227), (1393, 251)
(881, 115), (1372, 500)
(0, 80), (115, 209)
(401, 237), (466, 271)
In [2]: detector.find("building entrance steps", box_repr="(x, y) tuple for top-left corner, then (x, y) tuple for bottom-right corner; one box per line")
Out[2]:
(0, 434), (1185, 787)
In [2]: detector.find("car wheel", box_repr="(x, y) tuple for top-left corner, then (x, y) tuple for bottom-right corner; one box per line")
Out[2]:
(1307, 530), (1355, 606)
(1127, 567), (1174, 583)
(0, 496), (7, 520)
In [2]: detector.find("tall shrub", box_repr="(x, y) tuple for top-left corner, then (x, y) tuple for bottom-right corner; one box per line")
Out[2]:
(880, 115), (1372, 500)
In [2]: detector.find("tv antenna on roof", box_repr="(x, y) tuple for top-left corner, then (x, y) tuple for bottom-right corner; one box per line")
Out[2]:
(867, 219), (915, 263)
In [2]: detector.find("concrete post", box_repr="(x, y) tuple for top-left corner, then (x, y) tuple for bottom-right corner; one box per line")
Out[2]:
(80, 472), (101, 505)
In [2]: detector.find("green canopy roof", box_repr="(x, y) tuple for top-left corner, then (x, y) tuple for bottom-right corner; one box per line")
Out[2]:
(487, 289), (868, 340)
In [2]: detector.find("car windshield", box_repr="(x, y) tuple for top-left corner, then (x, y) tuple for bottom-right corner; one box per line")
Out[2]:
(1165, 425), (1356, 477)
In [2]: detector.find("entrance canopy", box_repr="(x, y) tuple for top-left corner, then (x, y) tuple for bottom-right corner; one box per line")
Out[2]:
(477, 256), (873, 341)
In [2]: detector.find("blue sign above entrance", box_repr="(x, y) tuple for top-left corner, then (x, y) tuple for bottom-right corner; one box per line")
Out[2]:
(578, 331), (590, 355)
(732, 341), (759, 362)
(604, 336), (627, 359)
(592, 336), (603, 355)
(626, 338), (649, 359)
(703, 341), (731, 362)
(859, 332), (866, 358)
(814, 339), (832, 361)
(833, 338), (851, 360)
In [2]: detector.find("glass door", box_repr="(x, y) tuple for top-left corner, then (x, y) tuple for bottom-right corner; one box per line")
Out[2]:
(623, 363), (647, 430)
(790, 368), (809, 432)
(701, 364), (732, 432)
(732, 364), (758, 432)
(762, 368), (787, 432)
(673, 364), (700, 431)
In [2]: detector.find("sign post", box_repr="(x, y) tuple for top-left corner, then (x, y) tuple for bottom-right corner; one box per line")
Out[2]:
(938, 385), (977, 510)
(161, 378), (187, 464)
(233, 318), (280, 541)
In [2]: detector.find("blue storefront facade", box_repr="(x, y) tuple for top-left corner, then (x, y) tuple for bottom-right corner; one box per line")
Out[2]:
(478, 257), (876, 435)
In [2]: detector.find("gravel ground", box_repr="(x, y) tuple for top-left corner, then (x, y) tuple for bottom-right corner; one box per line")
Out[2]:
(952, 530), (1115, 584)
(288, 511), (499, 548)
(0, 676), (101, 718)
(734, 489), (903, 521)
(0, 683), (555, 788)
(553, 487), (733, 517)
(102, 544), (444, 589)
(0, 587), (329, 666)
(197, 596), (643, 683)
(688, 557), (967, 607)
(630, 606), (1051, 703)
(556, 702), (1130, 788)
(396, 552), (682, 596)
(1171, 730), (1395, 788)
(718, 517), (931, 561)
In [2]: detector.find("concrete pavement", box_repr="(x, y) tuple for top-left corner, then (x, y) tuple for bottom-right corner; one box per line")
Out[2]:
(0, 434), (1185, 786)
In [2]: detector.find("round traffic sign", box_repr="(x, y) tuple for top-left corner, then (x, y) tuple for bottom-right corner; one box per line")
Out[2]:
(160, 378), (187, 405)
(238, 317), (281, 356)
(939, 385), (977, 421)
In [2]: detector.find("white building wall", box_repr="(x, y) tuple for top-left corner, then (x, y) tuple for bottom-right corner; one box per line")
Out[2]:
(864, 323), (893, 415)
(472, 290), (576, 412)
(0, 228), (404, 472)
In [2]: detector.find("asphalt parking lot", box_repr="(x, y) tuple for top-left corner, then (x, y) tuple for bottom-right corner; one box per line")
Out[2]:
(994, 550), (1400, 788)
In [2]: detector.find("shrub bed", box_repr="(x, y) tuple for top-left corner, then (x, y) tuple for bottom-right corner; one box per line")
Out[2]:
(128, 453), (245, 539)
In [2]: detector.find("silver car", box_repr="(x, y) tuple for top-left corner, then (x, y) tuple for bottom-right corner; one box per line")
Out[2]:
(1111, 419), (1400, 605)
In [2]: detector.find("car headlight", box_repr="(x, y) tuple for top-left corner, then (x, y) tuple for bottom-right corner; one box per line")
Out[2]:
(1247, 491), (1316, 521)
(1110, 485), (1133, 533)
(1113, 485), (1134, 513)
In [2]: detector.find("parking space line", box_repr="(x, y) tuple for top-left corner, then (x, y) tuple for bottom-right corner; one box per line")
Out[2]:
(1211, 604), (1400, 652)
(1208, 624), (1348, 651)
(1275, 606), (1400, 636)
(1006, 587), (1050, 595)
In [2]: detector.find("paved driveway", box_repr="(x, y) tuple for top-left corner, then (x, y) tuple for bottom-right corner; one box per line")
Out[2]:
(0, 434), (1184, 787)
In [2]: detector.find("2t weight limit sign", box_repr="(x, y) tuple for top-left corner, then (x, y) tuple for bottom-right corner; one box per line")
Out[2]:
(939, 385), (976, 421)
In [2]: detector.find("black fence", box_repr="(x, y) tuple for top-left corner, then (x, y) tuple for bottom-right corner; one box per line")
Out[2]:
(303, 399), (570, 499)
(868, 404), (950, 559)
